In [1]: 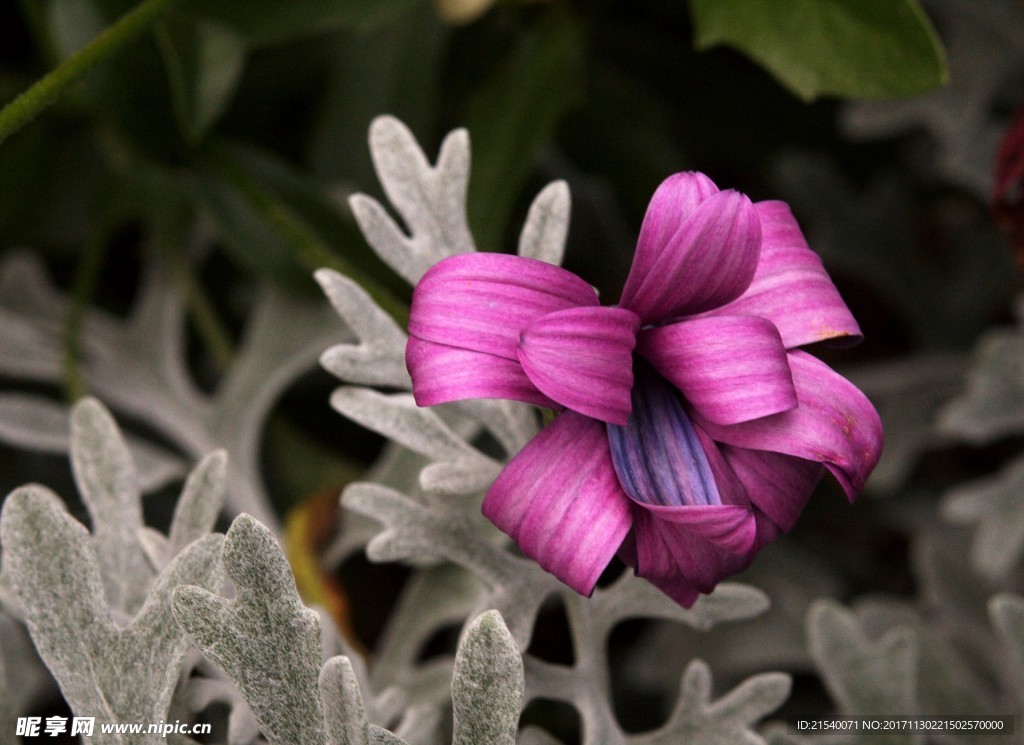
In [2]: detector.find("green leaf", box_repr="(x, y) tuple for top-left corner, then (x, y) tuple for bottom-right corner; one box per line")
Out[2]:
(182, 0), (418, 48)
(463, 9), (585, 249)
(689, 0), (948, 101)
(156, 15), (246, 143)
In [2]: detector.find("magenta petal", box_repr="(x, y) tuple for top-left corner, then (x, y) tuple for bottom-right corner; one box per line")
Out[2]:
(696, 351), (883, 500)
(635, 502), (757, 554)
(483, 412), (632, 596)
(517, 306), (640, 425)
(406, 336), (557, 409)
(623, 172), (719, 297)
(638, 315), (798, 426)
(409, 253), (598, 360)
(722, 446), (824, 532)
(630, 508), (755, 595)
(707, 201), (861, 348)
(619, 189), (762, 322)
(618, 532), (702, 608)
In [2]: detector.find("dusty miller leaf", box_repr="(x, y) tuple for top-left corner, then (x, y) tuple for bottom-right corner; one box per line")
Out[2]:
(523, 576), (772, 745)
(633, 660), (790, 745)
(142, 450), (228, 569)
(320, 656), (372, 745)
(990, 593), (1024, 693)
(0, 392), (186, 493)
(0, 486), (223, 742)
(330, 389), (500, 495)
(343, 483), (558, 648)
(808, 600), (917, 744)
(853, 598), (994, 720)
(517, 181), (570, 266)
(943, 452), (1024, 578)
(349, 115), (475, 286)
(173, 514), (328, 745)
(70, 397), (151, 616)
(846, 354), (967, 492)
(316, 269), (411, 390)
(940, 300), (1024, 443)
(0, 246), (349, 531)
(451, 610), (523, 745)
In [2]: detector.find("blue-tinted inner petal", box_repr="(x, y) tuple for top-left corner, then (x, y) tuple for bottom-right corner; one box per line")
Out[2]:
(607, 361), (721, 507)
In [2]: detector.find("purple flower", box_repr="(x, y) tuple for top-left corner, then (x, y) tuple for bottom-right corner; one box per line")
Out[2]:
(405, 172), (883, 608)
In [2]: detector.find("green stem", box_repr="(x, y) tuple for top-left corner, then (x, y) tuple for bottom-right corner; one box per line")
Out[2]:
(0, 0), (180, 145)
(63, 231), (110, 402)
(216, 158), (411, 328)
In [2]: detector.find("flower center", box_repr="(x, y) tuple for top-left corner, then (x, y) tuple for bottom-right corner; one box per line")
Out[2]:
(607, 361), (721, 507)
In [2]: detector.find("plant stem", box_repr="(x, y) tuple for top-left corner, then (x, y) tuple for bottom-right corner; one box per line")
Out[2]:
(0, 0), (180, 145)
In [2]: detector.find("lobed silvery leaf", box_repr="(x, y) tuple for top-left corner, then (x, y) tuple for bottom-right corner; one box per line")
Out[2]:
(70, 398), (153, 616)
(343, 482), (558, 647)
(0, 485), (223, 743)
(451, 610), (523, 745)
(0, 246), (350, 531)
(141, 450), (228, 570)
(173, 514), (328, 745)
(671, 545), (843, 686)
(942, 452), (1024, 578)
(631, 660), (790, 745)
(853, 598), (995, 722)
(318, 608), (408, 732)
(0, 392), (186, 494)
(349, 115), (475, 285)
(807, 600), (917, 744)
(316, 269), (411, 390)
(330, 390), (501, 495)
(369, 565), (483, 698)
(523, 579), (772, 745)
(990, 594), (1024, 695)
(320, 656), (372, 745)
(516, 180), (570, 266)
(939, 299), (1024, 443)
(846, 354), (967, 492)
(319, 654), (413, 745)
(592, 572), (769, 633)
(519, 727), (564, 745)
(913, 528), (998, 636)
(455, 398), (539, 459)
